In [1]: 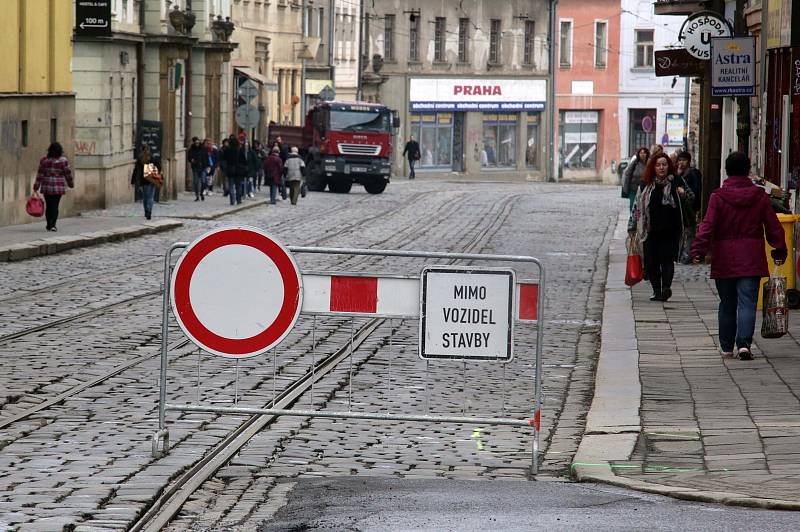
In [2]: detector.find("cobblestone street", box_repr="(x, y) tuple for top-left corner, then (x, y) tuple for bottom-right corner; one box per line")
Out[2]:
(0, 181), (620, 530)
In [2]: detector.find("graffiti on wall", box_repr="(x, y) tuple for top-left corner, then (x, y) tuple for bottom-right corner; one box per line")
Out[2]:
(74, 140), (97, 155)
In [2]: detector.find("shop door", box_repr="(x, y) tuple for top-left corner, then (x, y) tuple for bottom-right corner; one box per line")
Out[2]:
(628, 109), (656, 157)
(452, 112), (465, 172)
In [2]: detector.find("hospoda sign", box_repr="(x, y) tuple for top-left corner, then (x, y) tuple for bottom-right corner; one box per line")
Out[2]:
(409, 78), (547, 111)
(711, 37), (756, 97)
(679, 11), (732, 60)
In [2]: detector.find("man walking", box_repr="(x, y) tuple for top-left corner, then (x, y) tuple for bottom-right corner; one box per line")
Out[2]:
(403, 135), (420, 179)
(676, 151), (702, 263)
(188, 137), (206, 201)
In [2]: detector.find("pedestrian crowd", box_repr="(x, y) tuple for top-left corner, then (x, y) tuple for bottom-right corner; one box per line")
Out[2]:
(625, 146), (788, 361)
(132, 134), (306, 219)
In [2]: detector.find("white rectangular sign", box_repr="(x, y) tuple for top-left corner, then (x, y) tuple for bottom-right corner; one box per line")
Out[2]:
(419, 267), (515, 361)
(710, 37), (756, 97)
(409, 78), (547, 112)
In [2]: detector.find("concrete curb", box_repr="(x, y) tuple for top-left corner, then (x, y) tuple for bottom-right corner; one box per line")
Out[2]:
(571, 209), (800, 511)
(165, 198), (269, 220)
(0, 219), (182, 262)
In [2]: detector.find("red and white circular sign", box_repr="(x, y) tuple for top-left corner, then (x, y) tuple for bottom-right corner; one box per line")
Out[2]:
(170, 226), (303, 358)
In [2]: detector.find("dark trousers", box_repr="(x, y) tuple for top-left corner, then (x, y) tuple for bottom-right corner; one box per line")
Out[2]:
(643, 233), (678, 295)
(44, 194), (61, 230)
(289, 181), (301, 205)
(715, 277), (760, 352)
(409, 159), (416, 178)
(229, 177), (244, 205)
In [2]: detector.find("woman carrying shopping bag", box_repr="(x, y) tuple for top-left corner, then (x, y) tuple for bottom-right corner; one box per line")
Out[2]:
(33, 142), (74, 232)
(691, 152), (787, 360)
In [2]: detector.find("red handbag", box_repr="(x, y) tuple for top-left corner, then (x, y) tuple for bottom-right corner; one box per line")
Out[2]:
(624, 235), (644, 287)
(26, 191), (45, 217)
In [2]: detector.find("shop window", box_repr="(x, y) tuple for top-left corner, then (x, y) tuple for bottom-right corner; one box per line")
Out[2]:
(411, 113), (453, 168)
(526, 113), (540, 169)
(559, 110), (598, 169)
(482, 114), (517, 168)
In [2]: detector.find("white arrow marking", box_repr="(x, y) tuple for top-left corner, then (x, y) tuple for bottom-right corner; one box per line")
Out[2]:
(80, 21), (109, 30)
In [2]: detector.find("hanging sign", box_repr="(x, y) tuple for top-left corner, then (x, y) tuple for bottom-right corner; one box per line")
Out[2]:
(710, 37), (756, 96)
(679, 12), (732, 60)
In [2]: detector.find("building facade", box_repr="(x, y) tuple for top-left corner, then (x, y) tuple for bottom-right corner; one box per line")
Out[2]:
(0, 0), (74, 227)
(363, 0), (553, 180)
(73, 0), (236, 203)
(555, 0), (621, 182)
(231, 0), (305, 136)
(618, 0), (688, 170)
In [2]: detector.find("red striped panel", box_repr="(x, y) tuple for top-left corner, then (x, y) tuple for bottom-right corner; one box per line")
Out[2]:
(330, 276), (378, 313)
(519, 283), (538, 321)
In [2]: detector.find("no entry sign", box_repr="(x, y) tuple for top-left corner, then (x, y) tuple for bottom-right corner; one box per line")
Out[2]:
(419, 267), (515, 361)
(170, 227), (303, 358)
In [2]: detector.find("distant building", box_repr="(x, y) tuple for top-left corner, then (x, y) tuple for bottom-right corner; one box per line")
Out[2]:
(0, 1), (74, 227)
(555, 0), (621, 182)
(363, 0), (553, 180)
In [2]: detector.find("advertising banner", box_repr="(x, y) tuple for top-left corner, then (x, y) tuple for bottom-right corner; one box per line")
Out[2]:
(710, 37), (756, 97)
(409, 78), (547, 111)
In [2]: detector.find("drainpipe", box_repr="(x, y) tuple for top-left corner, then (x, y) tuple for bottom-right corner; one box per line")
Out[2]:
(329, 0), (335, 94)
(301, 0), (307, 120)
(548, 0), (558, 182)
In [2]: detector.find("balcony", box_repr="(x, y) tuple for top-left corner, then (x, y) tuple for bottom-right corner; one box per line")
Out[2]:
(653, 0), (706, 16)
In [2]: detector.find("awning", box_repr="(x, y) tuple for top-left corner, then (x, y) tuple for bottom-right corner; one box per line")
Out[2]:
(234, 67), (270, 85)
(305, 79), (334, 95)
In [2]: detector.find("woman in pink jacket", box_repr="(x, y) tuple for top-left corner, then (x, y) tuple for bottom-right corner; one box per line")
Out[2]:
(690, 152), (787, 360)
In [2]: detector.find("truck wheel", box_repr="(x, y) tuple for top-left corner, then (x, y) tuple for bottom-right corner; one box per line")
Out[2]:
(363, 181), (387, 194)
(329, 180), (353, 194)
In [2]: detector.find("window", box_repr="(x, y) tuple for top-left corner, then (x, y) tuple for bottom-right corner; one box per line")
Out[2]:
(635, 29), (654, 68)
(409, 14), (420, 61)
(21, 120), (28, 147)
(594, 21), (607, 68)
(434, 17), (446, 62)
(50, 119), (57, 144)
(482, 114), (517, 168)
(384, 14), (395, 61)
(411, 113), (453, 168)
(458, 18), (469, 63)
(526, 113), (540, 169)
(559, 20), (572, 67)
(523, 20), (535, 65)
(489, 19), (501, 64)
(560, 111), (599, 169)
(318, 8), (325, 39)
(628, 109), (656, 156)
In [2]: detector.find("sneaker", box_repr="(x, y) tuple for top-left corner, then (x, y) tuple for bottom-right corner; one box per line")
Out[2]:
(738, 348), (754, 360)
(249, 192), (255, 198)
(649, 292), (662, 301)
(661, 288), (672, 301)
(194, 198), (200, 202)
(721, 350), (735, 359)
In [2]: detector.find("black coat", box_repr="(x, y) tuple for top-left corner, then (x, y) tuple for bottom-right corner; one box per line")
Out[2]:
(403, 140), (420, 161)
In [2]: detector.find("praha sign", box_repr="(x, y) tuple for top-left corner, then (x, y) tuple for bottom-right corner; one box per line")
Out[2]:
(710, 37), (756, 97)
(679, 11), (732, 60)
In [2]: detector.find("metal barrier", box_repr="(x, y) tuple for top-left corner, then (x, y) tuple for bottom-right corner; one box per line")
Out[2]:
(152, 237), (546, 473)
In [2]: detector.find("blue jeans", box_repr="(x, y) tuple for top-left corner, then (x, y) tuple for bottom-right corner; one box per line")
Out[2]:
(409, 159), (416, 178)
(269, 184), (278, 204)
(142, 183), (156, 218)
(192, 169), (205, 199)
(229, 177), (244, 204)
(715, 276), (760, 352)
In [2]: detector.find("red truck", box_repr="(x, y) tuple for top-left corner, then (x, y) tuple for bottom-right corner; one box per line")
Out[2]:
(268, 101), (398, 194)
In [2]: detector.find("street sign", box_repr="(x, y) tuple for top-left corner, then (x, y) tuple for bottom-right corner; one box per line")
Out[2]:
(318, 85), (336, 101)
(679, 11), (732, 60)
(135, 121), (163, 163)
(235, 104), (260, 130)
(710, 37), (756, 97)
(239, 79), (259, 101)
(75, 0), (112, 37)
(170, 227), (303, 358)
(655, 49), (705, 77)
(419, 267), (515, 361)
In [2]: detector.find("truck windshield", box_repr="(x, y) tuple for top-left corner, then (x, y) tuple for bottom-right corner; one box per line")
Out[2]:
(329, 110), (391, 133)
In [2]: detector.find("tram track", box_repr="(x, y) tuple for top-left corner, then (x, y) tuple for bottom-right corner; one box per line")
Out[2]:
(0, 190), (442, 429)
(128, 192), (523, 530)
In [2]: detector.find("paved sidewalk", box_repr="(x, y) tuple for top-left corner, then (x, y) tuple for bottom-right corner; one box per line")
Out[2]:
(575, 210), (800, 509)
(0, 190), (269, 262)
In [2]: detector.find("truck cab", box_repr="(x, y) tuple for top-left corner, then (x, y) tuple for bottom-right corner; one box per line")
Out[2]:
(304, 101), (396, 194)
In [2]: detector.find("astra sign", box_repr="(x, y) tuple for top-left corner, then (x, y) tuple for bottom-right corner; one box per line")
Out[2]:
(410, 78), (547, 111)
